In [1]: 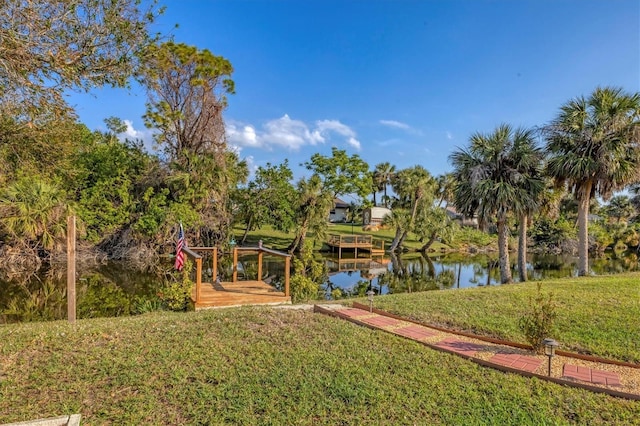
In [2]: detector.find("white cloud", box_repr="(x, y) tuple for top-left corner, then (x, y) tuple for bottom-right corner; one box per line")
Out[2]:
(346, 137), (361, 150)
(118, 120), (156, 153)
(227, 122), (261, 148)
(262, 114), (324, 149)
(446, 131), (453, 140)
(315, 119), (361, 150)
(380, 119), (411, 130)
(316, 119), (355, 137)
(226, 115), (360, 151)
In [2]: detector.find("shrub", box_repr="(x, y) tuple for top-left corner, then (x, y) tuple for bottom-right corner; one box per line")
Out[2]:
(518, 282), (558, 353)
(131, 296), (165, 315)
(289, 240), (326, 303)
(450, 226), (495, 249)
(529, 217), (576, 250)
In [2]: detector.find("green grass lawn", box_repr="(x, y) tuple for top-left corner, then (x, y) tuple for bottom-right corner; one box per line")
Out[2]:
(355, 272), (640, 364)
(1, 282), (640, 424)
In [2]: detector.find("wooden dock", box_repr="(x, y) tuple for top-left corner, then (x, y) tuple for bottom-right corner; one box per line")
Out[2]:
(192, 280), (290, 309)
(184, 245), (291, 310)
(326, 234), (385, 256)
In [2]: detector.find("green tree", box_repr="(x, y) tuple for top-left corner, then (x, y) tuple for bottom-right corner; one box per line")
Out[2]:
(450, 124), (544, 283)
(413, 206), (457, 252)
(388, 165), (436, 251)
(603, 195), (635, 224)
(510, 128), (545, 282)
(288, 175), (333, 253)
(436, 173), (456, 208)
(141, 41), (235, 163)
(0, 177), (69, 255)
(373, 162), (396, 207)
(303, 147), (372, 202)
(168, 150), (248, 246)
(74, 124), (150, 243)
(140, 41), (245, 247)
(236, 161), (296, 244)
(0, 0), (162, 121)
(289, 240), (327, 303)
(545, 87), (640, 275)
(0, 118), (91, 185)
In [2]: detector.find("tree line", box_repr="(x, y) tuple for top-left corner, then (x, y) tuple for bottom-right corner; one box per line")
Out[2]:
(0, 1), (639, 283)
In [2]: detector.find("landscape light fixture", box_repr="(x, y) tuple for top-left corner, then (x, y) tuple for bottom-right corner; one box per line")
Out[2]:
(366, 289), (375, 312)
(542, 338), (559, 377)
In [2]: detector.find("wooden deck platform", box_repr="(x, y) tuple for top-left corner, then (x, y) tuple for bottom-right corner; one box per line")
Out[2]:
(191, 280), (291, 310)
(326, 234), (385, 256)
(185, 245), (291, 310)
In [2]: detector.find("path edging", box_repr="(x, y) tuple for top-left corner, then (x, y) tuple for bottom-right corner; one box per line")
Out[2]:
(352, 302), (640, 369)
(314, 304), (640, 401)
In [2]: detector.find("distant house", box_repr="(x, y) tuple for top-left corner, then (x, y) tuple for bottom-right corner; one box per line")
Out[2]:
(444, 206), (478, 228)
(329, 198), (350, 223)
(362, 207), (392, 226)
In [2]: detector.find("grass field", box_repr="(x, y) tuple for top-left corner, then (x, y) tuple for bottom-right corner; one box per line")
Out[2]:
(353, 272), (640, 364)
(1, 274), (640, 424)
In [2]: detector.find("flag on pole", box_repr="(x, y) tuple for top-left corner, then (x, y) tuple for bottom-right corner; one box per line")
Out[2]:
(175, 223), (185, 271)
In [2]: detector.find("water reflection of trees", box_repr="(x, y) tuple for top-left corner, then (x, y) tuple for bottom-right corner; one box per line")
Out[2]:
(378, 252), (454, 294)
(1, 263), (161, 324)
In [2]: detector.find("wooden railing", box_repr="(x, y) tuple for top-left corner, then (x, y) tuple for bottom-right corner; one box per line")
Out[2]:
(182, 246), (209, 305)
(327, 234), (385, 252)
(185, 245), (291, 304)
(372, 239), (385, 252)
(327, 234), (373, 247)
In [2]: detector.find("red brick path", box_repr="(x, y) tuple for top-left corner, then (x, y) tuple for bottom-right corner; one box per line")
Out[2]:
(563, 364), (621, 386)
(330, 306), (627, 391)
(338, 308), (372, 318)
(489, 353), (543, 373)
(392, 325), (437, 340)
(359, 315), (403, 327)
(434, 337), (486, 356)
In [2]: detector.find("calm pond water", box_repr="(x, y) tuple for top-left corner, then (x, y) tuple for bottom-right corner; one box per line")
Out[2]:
(1, 250), (638, 323)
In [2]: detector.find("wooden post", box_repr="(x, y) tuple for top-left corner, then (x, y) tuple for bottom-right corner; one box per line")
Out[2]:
(232, 247), (238, 283)
(284, 256), (290, 298)
(67, 215), (76, 323)
(257, 250), (263, 281)
(196, 257), (202, 304)
(212, 247), (218, 287)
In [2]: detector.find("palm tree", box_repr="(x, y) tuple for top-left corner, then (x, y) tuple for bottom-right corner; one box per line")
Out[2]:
(604, 195), (635, 224)
(545, 87), (640, 276)
(449, 124), (544, 284)
(511, 128), (545, 281)
(287, 174), (333, 254)
(388, 165), (436, 251)
(436, 173), (456, 208)
(373, 162), (396, 208)
(0, 178), (69, 253)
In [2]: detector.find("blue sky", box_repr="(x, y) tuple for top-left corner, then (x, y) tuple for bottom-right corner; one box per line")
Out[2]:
(70, 0), (640, 181)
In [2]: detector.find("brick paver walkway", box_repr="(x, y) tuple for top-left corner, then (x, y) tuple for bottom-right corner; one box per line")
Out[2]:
(359, 315), (403, 327)
(563, 364), (621, 386)
(489, 353), (543, 373)
(434, 337), (486, 356)
(338, 308), (372, 318)
(324, 305), (632, 395)
(392, 324), (437, 340)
